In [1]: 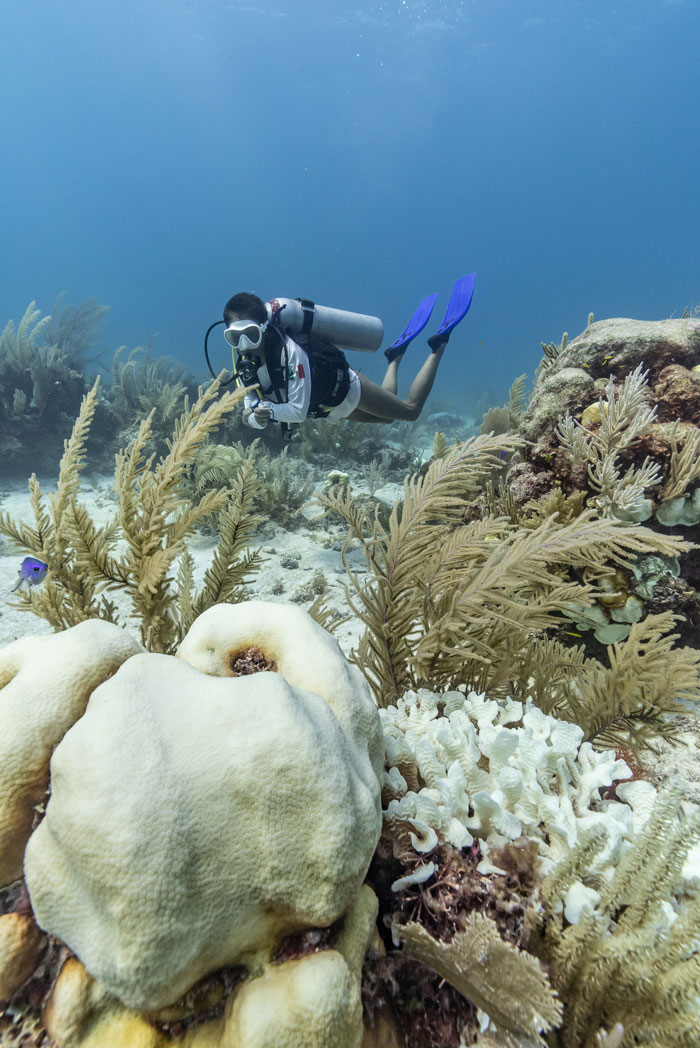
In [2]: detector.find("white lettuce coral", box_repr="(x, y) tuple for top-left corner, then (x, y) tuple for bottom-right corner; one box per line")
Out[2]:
(380, 688), (642, 891)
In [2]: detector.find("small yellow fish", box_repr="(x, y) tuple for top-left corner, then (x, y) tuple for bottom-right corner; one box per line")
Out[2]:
(602, 354), (614, 364)
(562, 630), (582, 637)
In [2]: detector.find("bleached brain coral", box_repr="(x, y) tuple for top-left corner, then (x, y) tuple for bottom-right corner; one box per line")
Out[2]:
(0, 619), (143, 888)
(380, 688), (661, 917)
(23, 602), (384, 1013)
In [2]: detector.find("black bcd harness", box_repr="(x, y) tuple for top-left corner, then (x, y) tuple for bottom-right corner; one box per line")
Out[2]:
(259, 324), (351, 420)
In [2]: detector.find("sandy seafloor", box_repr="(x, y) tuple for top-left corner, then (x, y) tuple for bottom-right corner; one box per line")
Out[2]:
(2, 470), (700, 808)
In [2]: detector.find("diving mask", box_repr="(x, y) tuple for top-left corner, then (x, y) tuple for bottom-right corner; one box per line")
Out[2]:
(224, 318), (268, 351)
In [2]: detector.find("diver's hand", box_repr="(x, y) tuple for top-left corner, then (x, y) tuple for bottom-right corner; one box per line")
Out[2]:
(253, 405), (272, 427)
(243, 402), (273, 428)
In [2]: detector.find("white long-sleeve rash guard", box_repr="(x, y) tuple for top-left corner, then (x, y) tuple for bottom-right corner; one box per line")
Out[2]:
(243, 335), (311, 430)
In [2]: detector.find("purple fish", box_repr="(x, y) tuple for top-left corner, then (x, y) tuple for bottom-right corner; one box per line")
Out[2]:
(12, 557), (48, 592)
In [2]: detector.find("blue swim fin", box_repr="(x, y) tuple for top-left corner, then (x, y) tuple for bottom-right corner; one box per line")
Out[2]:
(427, 273), (476, 351)
(384, 292), (438, 362)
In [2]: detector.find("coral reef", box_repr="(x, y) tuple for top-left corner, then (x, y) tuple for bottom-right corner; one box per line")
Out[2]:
(107, 344), (199, 457)
(516, 316), (700, 649)
(0, 298), (214, 475)
(524, 316), (700, 444)
(42, 294), (110, 373)
(536, 786), (700, 1047)
(316, 432), (697, 756)
(479, 373), (528, 437)
(252, 446), (316, 527)
(297, 416), (421, 478)
(379, 689), (637, 883)
(2, 602), (384, 1046)
(2, 309), (700, 1047)
(6, 614), (697, 1047)
(184, 442), (315, 531)
(369, 687), (700, 1047)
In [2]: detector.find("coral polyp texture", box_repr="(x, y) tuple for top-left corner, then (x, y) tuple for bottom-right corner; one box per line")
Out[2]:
(0, 619), (143, 888)
(22, 601), (383, 1013)
(38, 885), (379, 1048)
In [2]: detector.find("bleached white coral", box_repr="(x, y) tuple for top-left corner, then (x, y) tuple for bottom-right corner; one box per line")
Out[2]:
(380, 688), (643, 908)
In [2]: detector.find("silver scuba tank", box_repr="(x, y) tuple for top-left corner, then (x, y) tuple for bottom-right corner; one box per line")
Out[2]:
(267, 297), (383, 353)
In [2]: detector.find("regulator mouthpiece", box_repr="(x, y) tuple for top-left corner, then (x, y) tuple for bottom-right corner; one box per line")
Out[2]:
(234, 351), (262, 387)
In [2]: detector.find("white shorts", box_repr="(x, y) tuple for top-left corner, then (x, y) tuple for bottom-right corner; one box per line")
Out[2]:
(326, 369), (361, 420)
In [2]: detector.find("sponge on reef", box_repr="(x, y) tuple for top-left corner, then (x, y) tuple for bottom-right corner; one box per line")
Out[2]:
(24, 601), (383, 1012)
(0, 619), (143, 887)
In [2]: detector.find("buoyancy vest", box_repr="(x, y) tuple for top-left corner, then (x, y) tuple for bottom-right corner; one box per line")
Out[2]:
(259, 329), (351, 419)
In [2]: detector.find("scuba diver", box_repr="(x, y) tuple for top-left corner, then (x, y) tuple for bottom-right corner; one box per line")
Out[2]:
(203, 274), (475, 431)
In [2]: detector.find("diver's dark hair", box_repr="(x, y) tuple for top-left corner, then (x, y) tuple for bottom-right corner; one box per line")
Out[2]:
(223, 292), (267, 325)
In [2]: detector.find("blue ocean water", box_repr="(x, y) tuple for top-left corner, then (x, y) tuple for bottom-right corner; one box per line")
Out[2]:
(2, 0), (699, 407)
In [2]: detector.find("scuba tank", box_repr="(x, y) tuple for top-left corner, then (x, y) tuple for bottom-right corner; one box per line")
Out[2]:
(267, 297), (383, 353)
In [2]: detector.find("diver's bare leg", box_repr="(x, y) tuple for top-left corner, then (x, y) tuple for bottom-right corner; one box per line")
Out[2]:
(404, 344), (445, 409)
(347, 407), (395, 424)
(381, 358), (400, 394)
(350, 344), (446, 422)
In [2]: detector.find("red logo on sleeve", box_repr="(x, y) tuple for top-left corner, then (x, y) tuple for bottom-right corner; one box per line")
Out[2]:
(297, 364), (305, 379)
